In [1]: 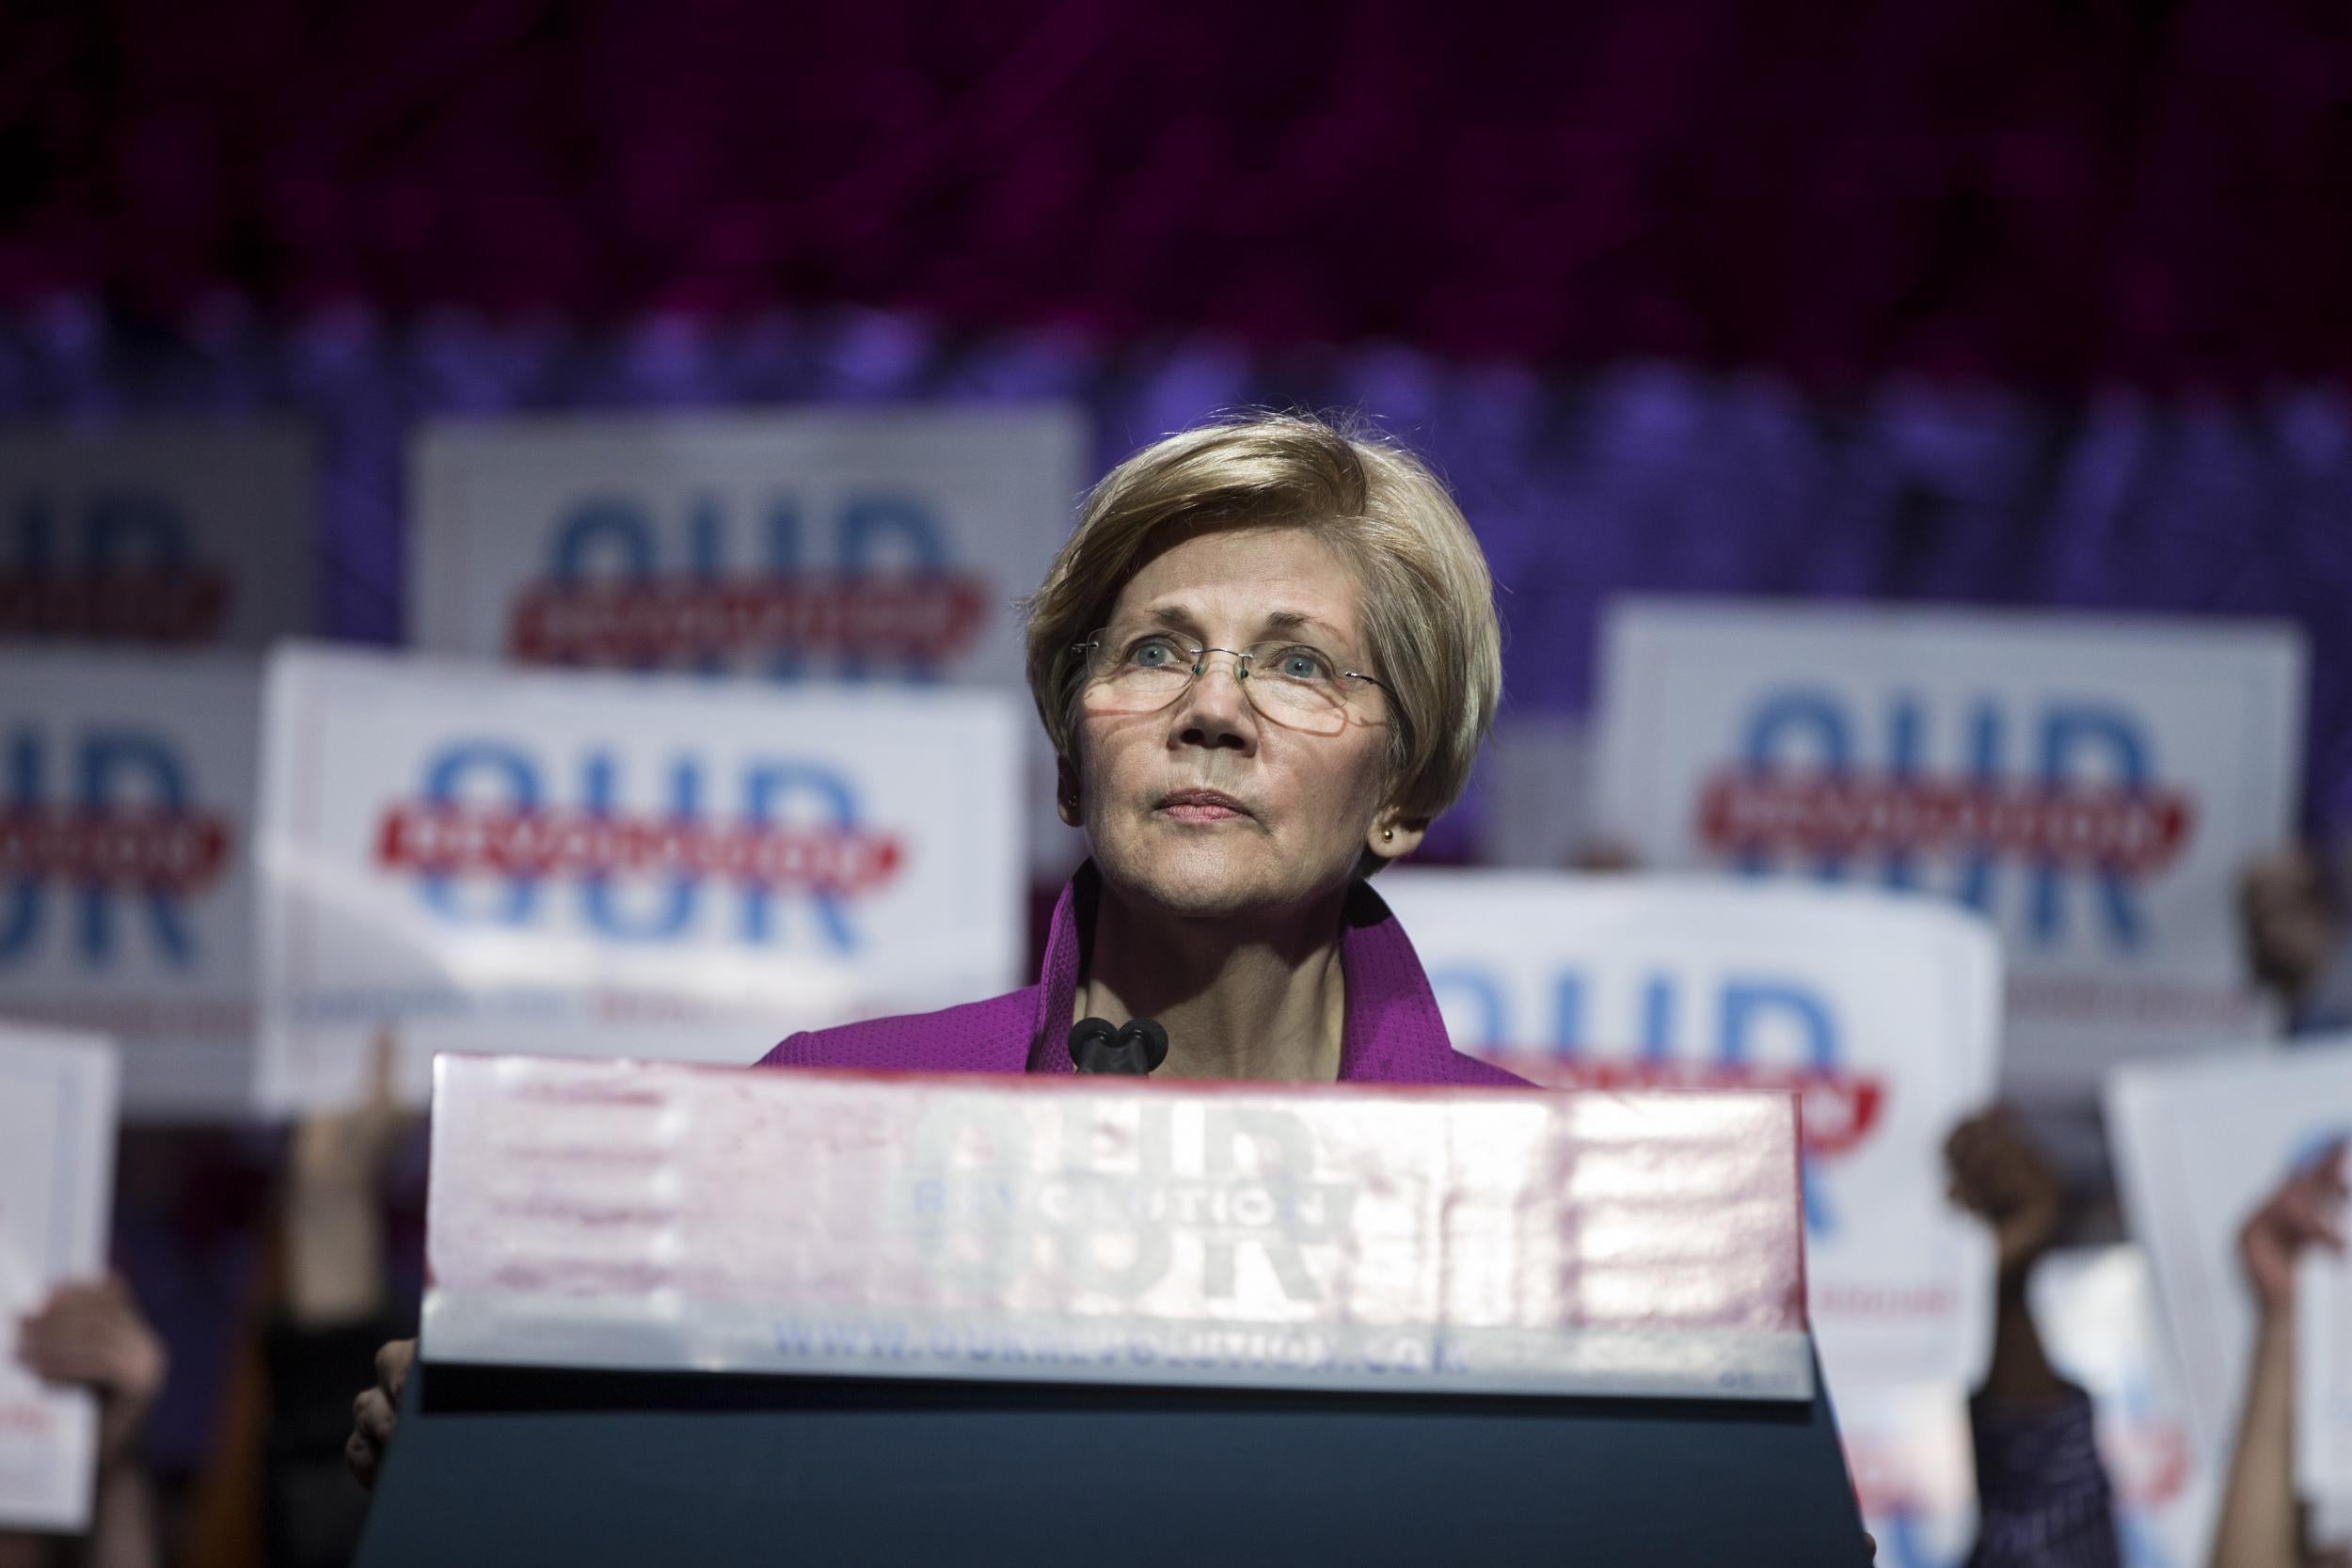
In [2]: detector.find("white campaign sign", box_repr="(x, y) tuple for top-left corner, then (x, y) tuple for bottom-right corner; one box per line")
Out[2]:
(409, 406), (1089, 881)
(0, 1023), (118, 1532)
(2033, 1245), (2221, 1568)
(1833, 1381), (1979, 1568)
(1376, 870), (2000, 1392)
(1479, 715), (1598, 870)
(2296, 1252), (2351, 1544)
(2107, 1040), (2352, 1460)
(0, 422), (313, 647)
(256, 644), (1025, 1111)
(0, 651), (261, 1116)
(1595, 600), (2304, 1101)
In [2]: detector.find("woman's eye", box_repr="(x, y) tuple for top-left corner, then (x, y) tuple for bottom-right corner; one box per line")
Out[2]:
(1274, 649), (1331, 680)
(1130, 638), (1180, 668)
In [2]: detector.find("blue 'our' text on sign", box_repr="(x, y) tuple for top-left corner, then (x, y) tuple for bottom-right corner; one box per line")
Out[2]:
(391, 744), (885, 953)
(0, 725), (223, 965)
(1732, 692), (2176, 951)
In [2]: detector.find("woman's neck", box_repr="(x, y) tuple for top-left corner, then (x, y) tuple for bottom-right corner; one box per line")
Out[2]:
(1077, 879), (1349, 1082)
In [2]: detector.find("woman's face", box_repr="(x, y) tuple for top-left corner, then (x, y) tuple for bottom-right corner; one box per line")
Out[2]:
(1067, 525), (1419, 924)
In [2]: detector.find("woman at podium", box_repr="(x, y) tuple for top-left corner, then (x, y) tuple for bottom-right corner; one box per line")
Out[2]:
(758, 411), (1523, 1088)
(344, 418), (1888, 1566)
(346, 411), (1526, 1491)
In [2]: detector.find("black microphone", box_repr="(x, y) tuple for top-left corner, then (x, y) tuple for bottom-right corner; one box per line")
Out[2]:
(1068, 1015), (1168, 1075)
(1068, 1016), (1120, 1072)
(1114, 1017), (1169, 1073)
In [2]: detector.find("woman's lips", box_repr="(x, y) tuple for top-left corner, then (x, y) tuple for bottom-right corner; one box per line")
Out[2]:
(1156, 788), (1252, 823)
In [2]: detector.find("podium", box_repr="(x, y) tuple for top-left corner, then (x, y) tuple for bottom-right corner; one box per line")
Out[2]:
(358, 1058), (1867, 1565)
(358, 1350), (1865, 1565)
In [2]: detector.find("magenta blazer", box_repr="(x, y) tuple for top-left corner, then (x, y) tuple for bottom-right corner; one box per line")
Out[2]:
(759, 864), (1525, 1087)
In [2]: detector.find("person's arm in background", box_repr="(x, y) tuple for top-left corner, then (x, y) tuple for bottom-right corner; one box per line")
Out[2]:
(2208, 1144), (2348, 1568)
(272, 1035), (414, 1563)
(1945, 1109), (2122, 1568)
(284, 1037), (406, 1330)
(10, 1276), (168, 1568)
(325, 1043), (416, 1495)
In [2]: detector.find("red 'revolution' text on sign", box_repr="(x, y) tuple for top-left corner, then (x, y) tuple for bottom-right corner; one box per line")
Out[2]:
(507, 573), (988, 666)
(1696, 768), (2194, 876)
(0, 807), (232, 893)
(375, 802), (903, 895)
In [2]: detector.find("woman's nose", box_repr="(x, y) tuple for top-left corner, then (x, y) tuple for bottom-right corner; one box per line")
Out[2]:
(1170, 651), (1256, 751)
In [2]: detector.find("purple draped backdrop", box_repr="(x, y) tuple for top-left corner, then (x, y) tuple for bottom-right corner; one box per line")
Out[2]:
(8, 1), (2352, 388)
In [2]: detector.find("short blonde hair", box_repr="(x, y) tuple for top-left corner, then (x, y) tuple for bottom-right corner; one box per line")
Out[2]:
(1024, 411), (1503, 828)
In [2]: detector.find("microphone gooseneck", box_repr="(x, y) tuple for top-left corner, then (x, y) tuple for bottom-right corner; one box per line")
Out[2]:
(1068, 1015), (1167, 1075)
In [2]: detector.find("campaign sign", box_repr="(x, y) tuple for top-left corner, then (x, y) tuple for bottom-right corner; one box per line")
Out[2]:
(0, 651), (260, 1116)
(1595, 600), (2304, 1100)
(409, 405), (1086, 881)
(422, 1055), (1812, 1402)
(0, 422), (313, 647)
(2301, 1253), (2352, 1546)
(2106, 1040), (2352, 1460)
(2032, 1245), (2220, 1568)
(1479, 714), (1598, 870)
(1833, 1382), (1978, 1568)
(256, 645), (1024, 1112)
(408, 405), (1084, 685)
(1376, 870), (2000, 1390)
(0, 1023), (117, 1532)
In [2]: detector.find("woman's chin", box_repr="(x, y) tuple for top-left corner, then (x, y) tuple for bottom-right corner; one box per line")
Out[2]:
(1101, 833), (1288, 921)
